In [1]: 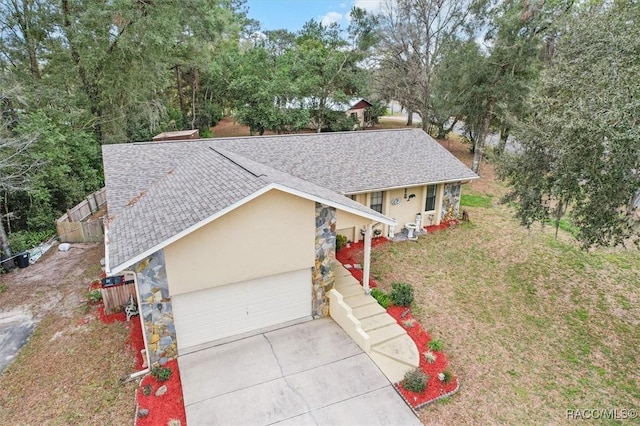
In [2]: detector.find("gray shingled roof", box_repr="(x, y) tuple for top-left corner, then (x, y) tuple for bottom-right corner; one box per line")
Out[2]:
(103, 143), (268, 271)
(103, 129), (477, 272)
(215, 128), (478, 194)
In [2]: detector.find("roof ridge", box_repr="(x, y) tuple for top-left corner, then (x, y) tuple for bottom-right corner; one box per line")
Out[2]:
(206, 127), (417, 143)
(125, 127), (419, 145)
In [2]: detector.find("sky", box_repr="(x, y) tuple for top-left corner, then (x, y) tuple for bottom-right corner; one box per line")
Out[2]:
(245, 0), (384, 32)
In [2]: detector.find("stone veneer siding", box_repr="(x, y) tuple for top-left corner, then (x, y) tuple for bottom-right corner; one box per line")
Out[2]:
(134, 250), (177, 366)
(312, 203), (336, 318)
(441, 182), (462, 222)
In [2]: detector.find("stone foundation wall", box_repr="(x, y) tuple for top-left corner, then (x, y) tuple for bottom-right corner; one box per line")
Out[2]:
(134, 250), (177, 366)
(441, 182), (461, 222)
(312, 203), (336, 318)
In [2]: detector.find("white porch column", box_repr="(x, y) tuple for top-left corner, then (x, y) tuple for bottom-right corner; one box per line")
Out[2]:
(362, 223), (372, 295)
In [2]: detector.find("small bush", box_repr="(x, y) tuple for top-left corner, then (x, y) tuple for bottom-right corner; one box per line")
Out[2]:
(87, 289), (102, 303)
(390, 282), (414, 306)
(370, 288), (391, 309)
(151, 366), (172, 382)
(428, 339), (444, 352)
(440, 370), (453, 384)
(423, 350), (437, 364)
(402, 368), (429, 393)
(336, 234), (348, 251)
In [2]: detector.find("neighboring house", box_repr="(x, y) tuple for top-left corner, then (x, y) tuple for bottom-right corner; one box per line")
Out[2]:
(287, 97), (374, 130)
(102, 128), (477, 366)
(345, 99), (373, 128)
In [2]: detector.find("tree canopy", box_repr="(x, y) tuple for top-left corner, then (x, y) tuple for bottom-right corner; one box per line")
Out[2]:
(0, 0), (637, 252)
(498, 0), (640, 248)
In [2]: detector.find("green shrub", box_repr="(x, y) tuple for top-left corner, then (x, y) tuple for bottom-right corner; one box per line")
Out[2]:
(402, 368), (429, 393)
(440, 370), (453, 384)
(390, 282), (414, 306)
(8, 230), (53, 253)
(87, 289), (102, 303)
(336, 234), (348, 251)
(370, 288), (391, 309)
(428, 339), (444, 352)
(151, 366), (172, 382)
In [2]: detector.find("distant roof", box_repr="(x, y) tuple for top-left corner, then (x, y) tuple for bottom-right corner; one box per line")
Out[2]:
(152, 129), (199, 141)
(348, 99), (373, 109)
(103, 128), (477, 272)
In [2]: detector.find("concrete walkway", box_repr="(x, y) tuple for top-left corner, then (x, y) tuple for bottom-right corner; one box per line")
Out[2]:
(178, 318), (421, 425)
(333, 265), (420, 383)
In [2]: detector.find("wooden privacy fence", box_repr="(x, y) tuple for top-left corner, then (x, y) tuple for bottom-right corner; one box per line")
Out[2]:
(101, 282), (137, 315)
(56, 188), (107, 243)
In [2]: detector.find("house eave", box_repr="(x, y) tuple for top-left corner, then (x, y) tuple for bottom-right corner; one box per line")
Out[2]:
(343, 176), (479, 196)
(270, 183), (396, 226)
(106, 183), (395, 275)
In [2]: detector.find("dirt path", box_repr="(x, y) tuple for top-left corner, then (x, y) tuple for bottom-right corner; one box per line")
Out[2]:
(1, 243), (103, 317)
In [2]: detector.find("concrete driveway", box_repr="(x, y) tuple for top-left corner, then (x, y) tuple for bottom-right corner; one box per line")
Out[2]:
(178, 318), (422, 425)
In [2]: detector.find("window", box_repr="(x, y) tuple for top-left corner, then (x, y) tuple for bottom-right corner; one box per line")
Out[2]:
(425, 185), (436, 211)
(370, 191), (383, 213)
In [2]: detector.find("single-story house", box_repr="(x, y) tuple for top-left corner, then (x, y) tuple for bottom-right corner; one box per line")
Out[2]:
(102, 128), (477, 366)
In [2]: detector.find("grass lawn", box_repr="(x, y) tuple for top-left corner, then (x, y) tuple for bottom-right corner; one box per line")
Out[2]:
(368, 144), (640, 424)
(0, 244), (137, 425)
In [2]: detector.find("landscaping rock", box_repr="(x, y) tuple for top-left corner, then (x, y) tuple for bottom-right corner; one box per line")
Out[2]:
(155, 385), (168, 397)
(137, 408), (149, 418)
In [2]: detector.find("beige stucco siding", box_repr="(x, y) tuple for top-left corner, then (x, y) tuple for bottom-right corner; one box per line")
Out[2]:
(340, 183), (458, 237)
(164, 189), (315, 296)
(386, 187), (425, 229)
(336, 209), (371, 242)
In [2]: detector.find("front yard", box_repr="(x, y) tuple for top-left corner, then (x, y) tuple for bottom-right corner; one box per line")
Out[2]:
(368, 167), (640, 424)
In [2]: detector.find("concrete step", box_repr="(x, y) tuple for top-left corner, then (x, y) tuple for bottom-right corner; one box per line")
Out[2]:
(334, 266), (353, 278)
(335, 274), (359, 288)
(344, 293), (377, 309)
(368, 351), (415, 384)
(368, 323), (406, 346)
(360, 313), (397, 332)
(371, 334), (420, 368)
(334, 284), (364, 298)
(352, 302), (386, 320)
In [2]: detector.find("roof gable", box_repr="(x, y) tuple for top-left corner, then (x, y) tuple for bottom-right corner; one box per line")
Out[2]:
(103, 138), (402, 273)
(349, 99), (373, 110)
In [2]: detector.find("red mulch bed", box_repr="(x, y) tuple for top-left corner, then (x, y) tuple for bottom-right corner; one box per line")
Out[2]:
(335, 220), (461, 409)
(93, 285), (186, 425)
(136, 359), (185, 426)
(335, 237), (389, 288)
(388, 306), (459, 409)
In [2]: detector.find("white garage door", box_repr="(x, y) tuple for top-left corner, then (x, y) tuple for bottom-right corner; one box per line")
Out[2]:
(172, 268), (312, 351)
